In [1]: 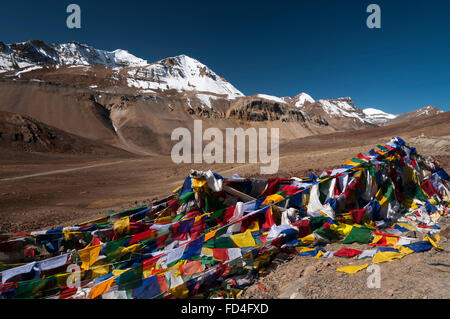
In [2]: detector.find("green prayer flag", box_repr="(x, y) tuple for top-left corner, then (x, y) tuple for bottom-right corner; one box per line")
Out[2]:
(313, 227), (339, 242)
(204, 194), (226, 212)
(208, 208), (226, 222)
(13, 277), (53, 299)
(350, 157), (366, 164)
(118, 263), (143, 290)
(204, 236), (236, 249)
(105, 236), (130, 262)
(377, 145), (390, 152)
(309, 216), (329, 232)
(179, 191), (194, 204)
(342, 226), (373, 244)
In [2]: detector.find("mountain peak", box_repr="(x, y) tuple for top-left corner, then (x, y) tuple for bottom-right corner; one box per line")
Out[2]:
(362, 107), (397, 125)
(292, 92), (315, 108)
(126, 53), (244, 98)
(417, 105), (442, 112)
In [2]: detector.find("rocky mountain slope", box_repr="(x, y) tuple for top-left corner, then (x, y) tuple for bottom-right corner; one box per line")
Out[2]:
(0, 110), (130, 156)
(387, 105), (443, 125)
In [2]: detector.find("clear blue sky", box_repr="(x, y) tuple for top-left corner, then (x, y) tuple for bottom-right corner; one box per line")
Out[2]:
(0, 0), (449, 114)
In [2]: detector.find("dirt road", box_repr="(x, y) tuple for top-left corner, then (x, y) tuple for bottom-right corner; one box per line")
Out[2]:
(0, 160), (127, 182)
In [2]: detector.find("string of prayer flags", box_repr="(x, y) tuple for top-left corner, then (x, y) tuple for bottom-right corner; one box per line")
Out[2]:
(0, 137), (447, 299)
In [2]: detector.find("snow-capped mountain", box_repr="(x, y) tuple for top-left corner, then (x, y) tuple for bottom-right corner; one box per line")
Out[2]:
(388, 105), (443, 125)
(125, 54), (244, 99)
(0, 40), (243, 99)
(413, 105), (443, 117)
(362, 108), (397, 125)
(311, 97), (367, 123)
(0, 40), (147, 72)
(292, 92), (315, 108)
(0, 40), (444, 129)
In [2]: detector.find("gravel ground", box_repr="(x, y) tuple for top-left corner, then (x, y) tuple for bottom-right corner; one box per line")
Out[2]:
(241, 219), (450, 299)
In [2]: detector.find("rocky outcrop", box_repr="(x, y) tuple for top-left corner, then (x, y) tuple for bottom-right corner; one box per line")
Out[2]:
(226, 97), (317, 123)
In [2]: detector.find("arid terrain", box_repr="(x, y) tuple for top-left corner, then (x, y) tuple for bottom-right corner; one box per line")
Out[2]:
(0, 113), (449, 300)
(1, 112), (449, 233)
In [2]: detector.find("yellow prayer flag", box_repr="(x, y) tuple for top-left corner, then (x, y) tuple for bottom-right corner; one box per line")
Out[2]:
(55, 273), (71, 287)
(370, 234), (383, 244)
(295, 247), (316, 253)
(205, 229), (218, 242)
(433, 234), (441, 243)
(112, 268), (129, 276)
(192, 178), (207, 188)
(246, 220), (260, 232)
(87, 277), (115, 299)
(424, 235), (444, 251)
(364, 219), (377, 230)
(63, 229), (83, 241)
(123, 243), (142, 254)
(393, 245), (414, 255)
(330, 223), (353, 237)
(385, 236), (399, 246)
(172, 185), (182, 193)
(336, 264), (369, 274)
(262, 194), (285, 206)
(314, 250), (325, 259)
(376, 188), (388, 208)
(78, 243), (104, 270)
(91, 259), (110, 278)
(231, 230), (256, 248)
(156, 216), (173, 224)
(202, 247), (213, 256)
(170, 283), (189, 299)
(194, 215), (203, 223)
(394, 222), (416, 231)
(345, 158), (359, 166)
(114, 216), (130, 236)
(299, 234), (316, 244)
(373, 251), (405, 264)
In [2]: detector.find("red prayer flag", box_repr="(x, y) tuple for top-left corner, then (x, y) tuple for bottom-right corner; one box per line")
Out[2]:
(180, 261), (203, 276)
(334, 248), (362, 258)
(212, 248), (229, 261)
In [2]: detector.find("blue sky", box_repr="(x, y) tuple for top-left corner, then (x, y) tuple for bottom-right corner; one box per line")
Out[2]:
(0, 0), (449, 114)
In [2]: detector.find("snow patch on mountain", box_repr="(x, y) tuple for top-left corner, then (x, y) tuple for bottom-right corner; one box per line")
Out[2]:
(362, 108), (397, 124)
(416, 105), (443, 116)
(8, 65), (43, 78)
(196, 93), (218, 108)
(254, 94), (287, 104)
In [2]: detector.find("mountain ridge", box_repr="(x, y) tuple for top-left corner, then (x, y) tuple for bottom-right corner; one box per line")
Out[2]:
(0, 39), (444, 121)
(0, 39), (445, 156)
